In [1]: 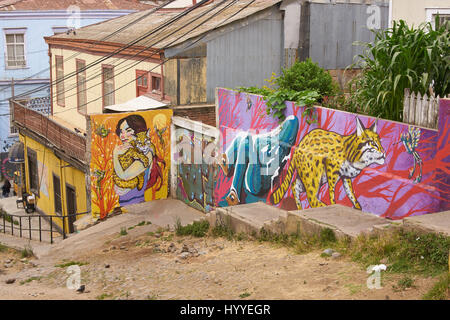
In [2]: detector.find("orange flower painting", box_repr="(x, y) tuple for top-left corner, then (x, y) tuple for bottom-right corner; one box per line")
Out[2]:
(90, 110), (172, 219)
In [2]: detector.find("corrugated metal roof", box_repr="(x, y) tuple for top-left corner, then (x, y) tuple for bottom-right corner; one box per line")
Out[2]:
(49, 0), (282, 49)
(0, 0), (156, 11)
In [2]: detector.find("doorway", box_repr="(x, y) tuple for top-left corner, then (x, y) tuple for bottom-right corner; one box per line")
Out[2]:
(65, 184), (76, 233)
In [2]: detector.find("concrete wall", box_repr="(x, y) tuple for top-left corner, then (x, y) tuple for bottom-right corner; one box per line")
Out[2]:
(215, 88), (450, 219)
(172, 116), (218, 213)
(49, 47), (162, 130)
(391, 0), (450, 27)
(89, 109), (172, 219)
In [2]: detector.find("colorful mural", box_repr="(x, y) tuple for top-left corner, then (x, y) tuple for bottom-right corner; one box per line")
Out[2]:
(174, 127), (217, 213)
(216, 89), (450, 219)
(90, 110), (172, 219)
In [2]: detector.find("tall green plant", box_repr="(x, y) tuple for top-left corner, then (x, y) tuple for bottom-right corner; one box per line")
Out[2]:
(351, 18), (449, 122)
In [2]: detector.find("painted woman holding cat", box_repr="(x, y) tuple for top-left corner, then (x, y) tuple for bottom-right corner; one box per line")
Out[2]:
(113, 114), (165, 206)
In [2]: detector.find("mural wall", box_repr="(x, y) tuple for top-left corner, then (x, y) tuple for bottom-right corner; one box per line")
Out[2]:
(174, 126), (217, 213)
(90, 110), (172, 219)
(216, 88), (450, 219)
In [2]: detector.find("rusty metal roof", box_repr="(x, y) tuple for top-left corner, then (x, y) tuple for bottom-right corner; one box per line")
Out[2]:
(48, 0), (282, 49)
(0, 0), (156, 11)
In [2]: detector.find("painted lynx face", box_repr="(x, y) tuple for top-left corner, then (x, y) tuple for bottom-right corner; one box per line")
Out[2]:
(133, 130), (153, 155)
(352, 118), (385, 168)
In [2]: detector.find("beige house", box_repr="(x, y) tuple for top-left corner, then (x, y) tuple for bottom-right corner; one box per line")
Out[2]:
(390, 0), (450, 28)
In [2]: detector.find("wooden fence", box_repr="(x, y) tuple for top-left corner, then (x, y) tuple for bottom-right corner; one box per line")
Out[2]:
(403, 89), (443, 129)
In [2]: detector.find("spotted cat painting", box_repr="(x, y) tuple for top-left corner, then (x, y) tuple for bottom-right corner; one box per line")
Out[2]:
(215, 88), (450, 219)
(90, 110), (172, 219)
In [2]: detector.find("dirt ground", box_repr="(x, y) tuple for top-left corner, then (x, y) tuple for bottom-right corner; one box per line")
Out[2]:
(0, 225), (442, 300)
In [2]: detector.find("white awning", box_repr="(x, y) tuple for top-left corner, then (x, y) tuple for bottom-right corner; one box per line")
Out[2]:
(104, 95), (167, 112)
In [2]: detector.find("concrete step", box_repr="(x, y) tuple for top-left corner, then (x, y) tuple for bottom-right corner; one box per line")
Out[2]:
(208, 203), (396, 240)
(402, 211), (450, 237)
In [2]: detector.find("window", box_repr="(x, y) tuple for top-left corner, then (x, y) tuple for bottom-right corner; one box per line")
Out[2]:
(27, 148), (38, 195)
(55, 56), (65, 106)
(76, 59), (87, 114)
(136, 70), (149, 97)
(434, 14), (450, 30)
(53, 174), (62, 215)
(5, 30), (26, 68)
(102, 65), (115, 107)
(151, 74), (161, 93)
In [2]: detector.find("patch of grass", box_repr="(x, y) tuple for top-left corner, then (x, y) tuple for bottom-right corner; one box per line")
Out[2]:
(96, 293), (113, 300)
(55, 261), (88, 268)
(119, 227), (128, 236)
(343, 230), (450, 276)
(128, 226), (135, 230)
(211, 223), (235, 241)
(422, 273), (450, 300)
(175, 219), (210, 237)
(239, 292), (251, 299)
(393, 275), (416, 292)
(0, 243), (8, 252)
(20, 276), (42, 285)
(345, 283), (363, 295)
(146, 232), (155, 236)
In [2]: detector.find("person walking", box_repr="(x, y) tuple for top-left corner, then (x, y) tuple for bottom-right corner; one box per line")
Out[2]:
(2, 179), (11, 198)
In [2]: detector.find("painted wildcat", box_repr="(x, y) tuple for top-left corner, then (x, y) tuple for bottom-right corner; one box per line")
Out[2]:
(113, 130), (155, 190)
(270, 118), (385, 210)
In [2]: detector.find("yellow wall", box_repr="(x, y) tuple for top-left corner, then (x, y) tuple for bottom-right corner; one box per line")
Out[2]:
(49, 47), (163, 131)
(392, 0), (450, 27)
(20, 134), (88, 232)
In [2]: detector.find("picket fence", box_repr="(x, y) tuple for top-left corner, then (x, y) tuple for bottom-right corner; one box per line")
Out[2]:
(403, 88), (444, 129)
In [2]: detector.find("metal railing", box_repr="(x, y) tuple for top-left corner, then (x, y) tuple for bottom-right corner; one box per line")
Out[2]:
(0, 211), (88, 244)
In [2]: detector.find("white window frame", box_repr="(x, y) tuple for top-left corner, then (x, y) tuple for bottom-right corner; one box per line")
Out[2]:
(426, 8), (450, 29)
(3, 28), (27, 69)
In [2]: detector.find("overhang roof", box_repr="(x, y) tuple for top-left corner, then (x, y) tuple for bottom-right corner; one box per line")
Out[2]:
(46, 0), (282, 50)
(104, 94), (167, 112)
(0, 0), (156, 11)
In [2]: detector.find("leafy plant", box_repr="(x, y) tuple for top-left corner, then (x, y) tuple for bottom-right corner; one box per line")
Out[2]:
(350, 18), (449, 122)
(175, 219), (210, 237)
(422, 273), (449, 300)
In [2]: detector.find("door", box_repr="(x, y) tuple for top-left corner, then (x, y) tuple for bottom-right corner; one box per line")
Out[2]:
(136, 70), (149, 97)
(65, 185), (76, 234)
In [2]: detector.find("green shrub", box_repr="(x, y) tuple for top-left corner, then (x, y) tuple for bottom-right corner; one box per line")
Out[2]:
(275, 58), (335, 98)
(422, 273), (449, 300)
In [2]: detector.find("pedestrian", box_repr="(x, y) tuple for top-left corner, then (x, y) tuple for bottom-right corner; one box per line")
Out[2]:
(2, 179), (11, 198)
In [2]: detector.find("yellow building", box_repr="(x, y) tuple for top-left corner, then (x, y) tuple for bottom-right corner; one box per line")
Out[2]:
(12, 101), (89, 234)
(390, 0), (450, 28)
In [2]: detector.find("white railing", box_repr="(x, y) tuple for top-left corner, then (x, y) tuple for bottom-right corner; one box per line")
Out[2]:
(403, 88), (444, 129)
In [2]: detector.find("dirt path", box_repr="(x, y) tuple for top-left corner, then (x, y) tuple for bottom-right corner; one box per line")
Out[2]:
(0, 227), (439, 300)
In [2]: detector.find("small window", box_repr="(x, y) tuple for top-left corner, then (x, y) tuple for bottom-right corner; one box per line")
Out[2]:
(55, 56), (65, 106)
(53, 174), (62, 215)
(102, 65), (115, 107)
(76, 59), (87, 114)
(27, 148), (38, 195)
(151, 75), (161, 92)
(5, 32), (26, 68)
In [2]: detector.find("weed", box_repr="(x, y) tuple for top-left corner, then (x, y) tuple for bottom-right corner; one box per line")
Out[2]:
(136, 221), (146, 227)
(211, 223), (235, 240)
(96, 293), (113, 300)
(239, 292), (251, 299)
(146, 232), (155, 236)
(422, 273), (449, 300)
(393, 275), (416, 291)
(0, 211), (18, 225)
(320, 228), (337, 245)
(20, 276), (42, 285)
(0, 243), (8, 252)
(21, 245), (33, 258)
(119, 227), (128, 236)
(55, 261), (88, 268)
(175, 219), (210, 237)
(128, 226), (135, 230)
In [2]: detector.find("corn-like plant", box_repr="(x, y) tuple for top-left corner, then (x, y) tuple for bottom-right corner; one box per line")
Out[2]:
(351, 18), (449, 122)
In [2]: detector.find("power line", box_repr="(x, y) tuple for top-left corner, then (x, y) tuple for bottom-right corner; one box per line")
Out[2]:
(52, 0), (256, 117)
(0, 0), (178, 96)
(6, 0), (209, 101)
